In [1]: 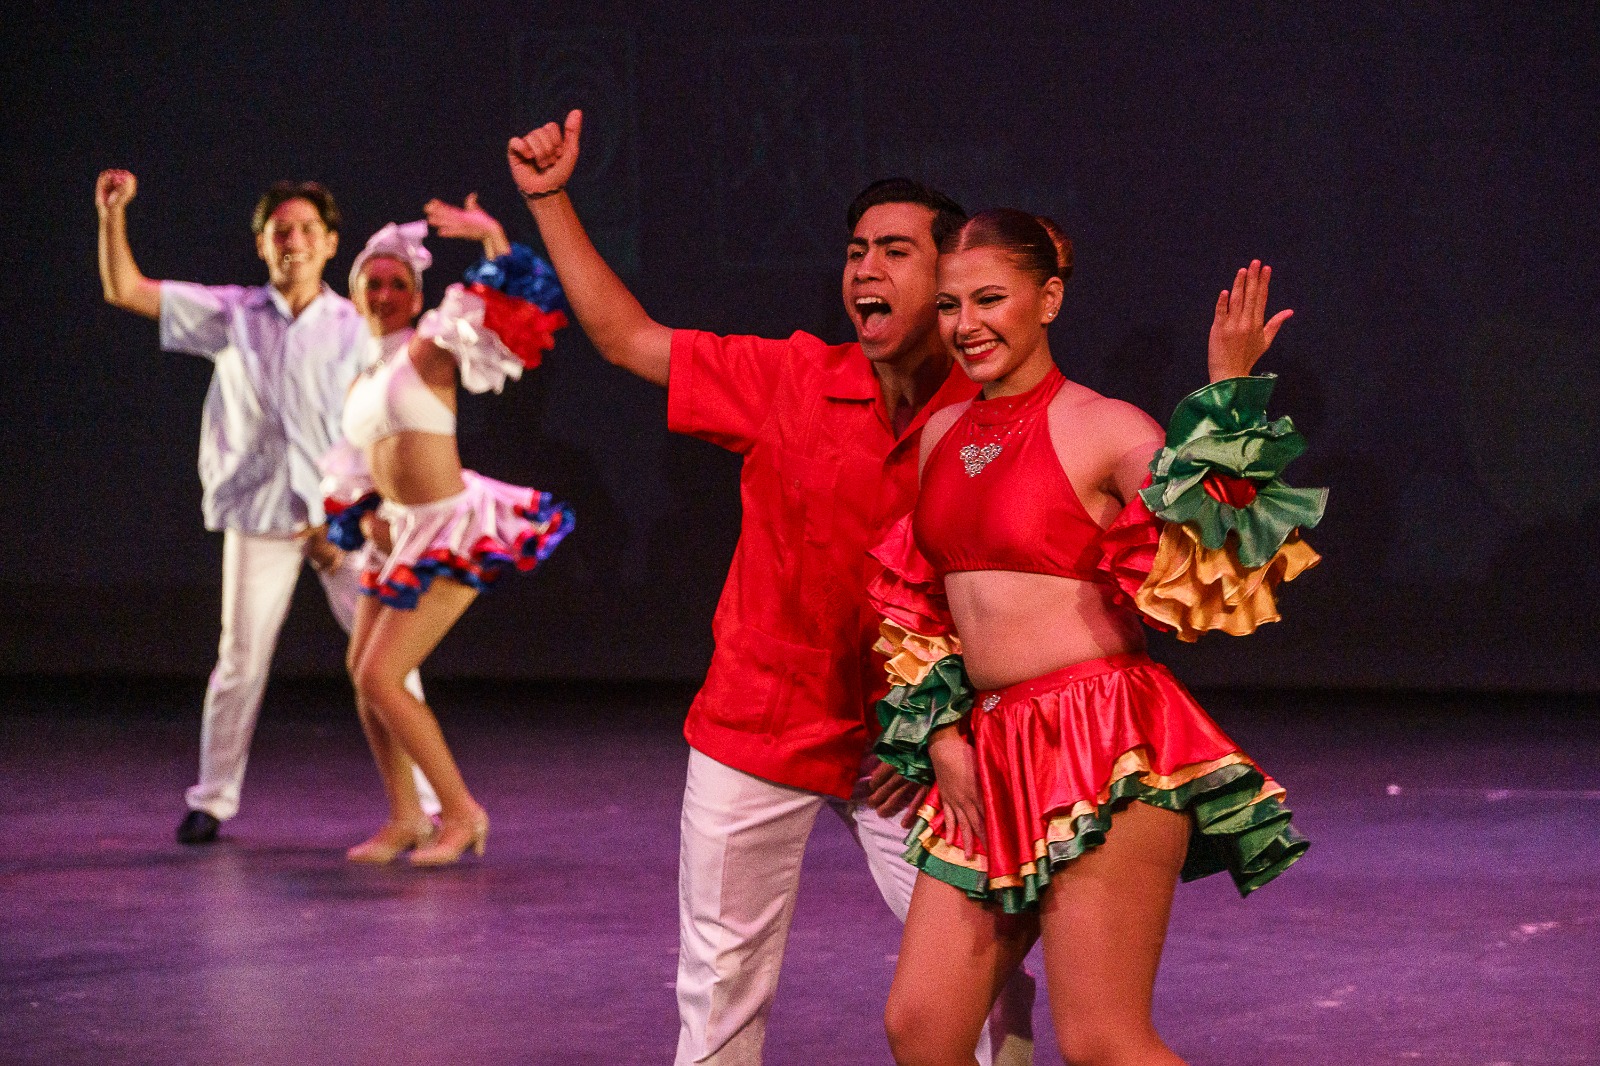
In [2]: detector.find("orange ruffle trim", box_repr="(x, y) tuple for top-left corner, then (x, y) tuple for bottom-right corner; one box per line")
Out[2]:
(1136, 523), (1321, 642)
(873, 621), (963, 688)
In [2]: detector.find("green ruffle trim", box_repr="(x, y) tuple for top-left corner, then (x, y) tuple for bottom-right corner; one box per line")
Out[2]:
(1141, 375), (1329, 568)
(905, 761), (1310, 914)
(873, 654), (975, 786)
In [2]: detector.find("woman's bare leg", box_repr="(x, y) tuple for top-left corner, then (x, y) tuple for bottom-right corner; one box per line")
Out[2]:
(1037, 802), (1191, 1066)
(352, 578), (480, 821)
(885, 873), (1039, 1066)
(347, 593), (425, 827)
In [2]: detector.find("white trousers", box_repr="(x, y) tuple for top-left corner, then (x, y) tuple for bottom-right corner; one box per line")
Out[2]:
(184, 528), (437, 820)
(675, 749), (1034, 1065)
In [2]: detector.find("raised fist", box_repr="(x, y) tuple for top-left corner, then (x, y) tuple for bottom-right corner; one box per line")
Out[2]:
(96, 169), (138, 213)
(507, 109), (582, 199)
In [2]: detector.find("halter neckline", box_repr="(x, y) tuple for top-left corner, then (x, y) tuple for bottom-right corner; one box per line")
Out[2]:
(967, 365), (1064, 426)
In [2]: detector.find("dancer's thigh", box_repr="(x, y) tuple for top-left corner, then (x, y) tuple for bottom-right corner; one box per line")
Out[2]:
(887, 874), (1037, 1059)
(217, 530), (304, 662)
(356, 578), (476, 685)
(679, 749), (824, 945)
(1036, 801), (1189, 1055)
(347, 593), (383, 677)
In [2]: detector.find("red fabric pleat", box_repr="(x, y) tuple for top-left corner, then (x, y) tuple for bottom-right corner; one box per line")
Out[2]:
(867, 511), (955, 636)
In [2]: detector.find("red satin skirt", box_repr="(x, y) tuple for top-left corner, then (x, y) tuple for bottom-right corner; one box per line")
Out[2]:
(905, 652), (1307, 912)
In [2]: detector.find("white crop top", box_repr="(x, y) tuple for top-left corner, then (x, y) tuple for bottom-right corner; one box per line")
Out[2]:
(341, 329), (456, 449)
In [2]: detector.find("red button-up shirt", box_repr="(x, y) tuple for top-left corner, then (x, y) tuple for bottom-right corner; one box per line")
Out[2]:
(667, 328), (980, 797)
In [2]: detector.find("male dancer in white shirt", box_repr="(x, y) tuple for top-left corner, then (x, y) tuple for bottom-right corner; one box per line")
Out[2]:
(95, 170), (436, 843)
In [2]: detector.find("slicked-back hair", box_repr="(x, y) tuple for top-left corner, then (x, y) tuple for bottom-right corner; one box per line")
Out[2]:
(252, 180), (341, 235)
(846, 178), (967, 247)
(942, 208), (1073, 285)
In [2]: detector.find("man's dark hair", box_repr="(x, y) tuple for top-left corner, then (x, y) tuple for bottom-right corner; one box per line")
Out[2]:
(252, 180), (341, 235)
(846, 178), (967, 247)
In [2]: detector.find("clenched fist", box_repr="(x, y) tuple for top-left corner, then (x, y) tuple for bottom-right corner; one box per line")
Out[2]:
(96, 169), (138, 214)
(507, 110), (583, 200)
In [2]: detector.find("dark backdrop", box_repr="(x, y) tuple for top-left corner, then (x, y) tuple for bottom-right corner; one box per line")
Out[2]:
(3, 1), (1596, 689)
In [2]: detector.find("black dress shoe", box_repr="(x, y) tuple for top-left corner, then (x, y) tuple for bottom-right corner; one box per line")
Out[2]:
(176, 810), (221, 845)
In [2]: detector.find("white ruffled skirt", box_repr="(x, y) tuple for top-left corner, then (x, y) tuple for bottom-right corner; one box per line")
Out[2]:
(355, 470), (574, 609)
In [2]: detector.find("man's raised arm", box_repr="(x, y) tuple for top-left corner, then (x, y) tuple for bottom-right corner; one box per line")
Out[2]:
(95, 170), (162, 320)
(507, 111), (671, 387)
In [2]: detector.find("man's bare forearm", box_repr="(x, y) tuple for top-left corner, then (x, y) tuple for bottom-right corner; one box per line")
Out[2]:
(97, 207), (161, 319)
(525, 191), (671, 386)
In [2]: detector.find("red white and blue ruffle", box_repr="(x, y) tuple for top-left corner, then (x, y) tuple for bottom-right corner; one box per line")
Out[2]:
(355, 470), (574, 609)
(417, 243), (569, 394)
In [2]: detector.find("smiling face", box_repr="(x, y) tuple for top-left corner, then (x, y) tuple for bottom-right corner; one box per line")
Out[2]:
(842, 201), (943, 365)
(935, 246), (1064, 394)
(352, 255), (423, 337)
(256, 197), (338, 291)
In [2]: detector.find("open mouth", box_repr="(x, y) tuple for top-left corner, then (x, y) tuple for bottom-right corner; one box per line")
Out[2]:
(854, 296), (892, 328)
(958, 339), (1000, 360)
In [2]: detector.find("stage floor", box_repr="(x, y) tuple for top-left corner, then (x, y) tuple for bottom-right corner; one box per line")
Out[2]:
(3, 679), (1597, 1065)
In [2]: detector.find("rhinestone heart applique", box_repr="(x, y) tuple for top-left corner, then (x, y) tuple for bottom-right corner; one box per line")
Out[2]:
(959, 443), (1002, 476)
(982, 694), (1001, 712)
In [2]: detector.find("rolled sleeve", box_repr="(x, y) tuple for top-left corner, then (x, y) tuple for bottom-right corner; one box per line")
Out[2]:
(667, 328), (795, 454)
(159, 281), (246, 359)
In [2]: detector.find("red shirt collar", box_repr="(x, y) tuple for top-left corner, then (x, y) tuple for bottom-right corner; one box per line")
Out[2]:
(822, 349), (881, 401)
(823, 347), (980, 441)
(900, 360), (981, 441)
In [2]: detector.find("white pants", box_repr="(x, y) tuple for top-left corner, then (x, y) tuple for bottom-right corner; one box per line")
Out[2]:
(184, 528), (438, 820)
(675, 749), (1034, 1065)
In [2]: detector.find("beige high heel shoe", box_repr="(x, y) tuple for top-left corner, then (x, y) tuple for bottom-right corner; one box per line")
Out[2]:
(409, 810), (489, 867)
(346, 819), (437, 864)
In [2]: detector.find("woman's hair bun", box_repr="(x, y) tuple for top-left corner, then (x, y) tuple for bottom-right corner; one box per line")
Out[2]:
(1033, 215), (1073, 282)
(941, 208), (1074, 285)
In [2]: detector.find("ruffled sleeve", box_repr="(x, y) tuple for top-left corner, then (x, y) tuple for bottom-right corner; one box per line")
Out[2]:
(416, 243), (569, 395)
(1141, 375), (1327, 568)
(318, 440), (379, 550)
(873, 655), (974, 785)
(1094, 376), (1327, 642)
(867, 512), (955, 637)
(867, 513), (974, 784)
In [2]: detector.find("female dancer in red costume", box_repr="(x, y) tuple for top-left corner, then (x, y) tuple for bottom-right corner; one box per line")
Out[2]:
(874, 210), (1322, 1064)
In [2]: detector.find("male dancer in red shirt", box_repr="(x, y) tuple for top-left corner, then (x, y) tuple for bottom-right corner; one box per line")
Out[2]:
(509, 112), (1033, 1065)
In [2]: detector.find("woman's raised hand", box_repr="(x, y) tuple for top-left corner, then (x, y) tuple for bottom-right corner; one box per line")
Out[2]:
(1208, 260), (1293, 382)
(425, 193), (499, 242)
(95, 169), (137, 214)
(425, 193), (510, 259)
(507, 109), (583, 199)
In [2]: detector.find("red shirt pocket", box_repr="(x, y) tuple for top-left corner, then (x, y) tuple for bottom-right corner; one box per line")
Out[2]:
(695, 624), (836, 740)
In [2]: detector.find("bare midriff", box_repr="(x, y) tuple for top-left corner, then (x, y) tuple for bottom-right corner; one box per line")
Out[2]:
(945, 570), (1147, 691)
(368, 431), (467, 506)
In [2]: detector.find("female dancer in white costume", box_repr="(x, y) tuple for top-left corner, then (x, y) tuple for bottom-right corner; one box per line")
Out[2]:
(329, 196), (571, 866)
